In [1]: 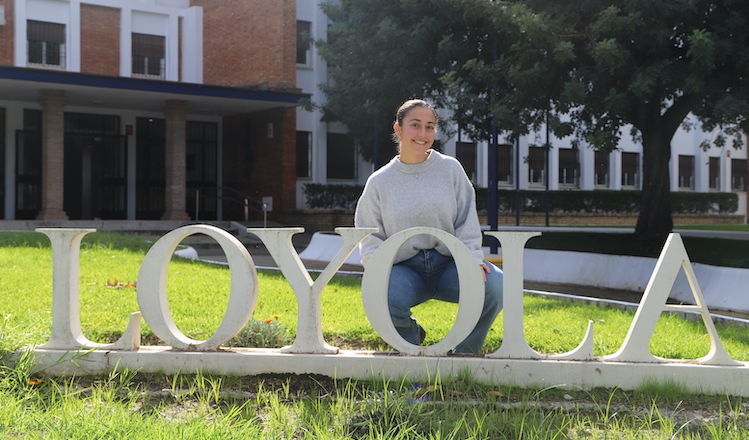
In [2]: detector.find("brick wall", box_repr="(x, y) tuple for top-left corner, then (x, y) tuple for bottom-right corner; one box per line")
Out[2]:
(80, 4), (120, 76)
(193, 0), (296, 89)
(0, 0), (14, 66)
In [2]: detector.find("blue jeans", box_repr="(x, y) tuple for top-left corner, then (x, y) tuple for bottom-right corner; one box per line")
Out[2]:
(388, 249), (503, 354)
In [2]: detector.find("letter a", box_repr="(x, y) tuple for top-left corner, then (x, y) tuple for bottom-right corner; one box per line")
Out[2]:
(605, 233), (739, 365)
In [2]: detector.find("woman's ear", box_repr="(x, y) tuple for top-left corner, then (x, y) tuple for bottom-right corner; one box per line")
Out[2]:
(393, 122), (401, 138)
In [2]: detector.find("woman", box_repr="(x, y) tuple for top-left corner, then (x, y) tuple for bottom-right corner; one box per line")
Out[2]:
(354, 99), (503, 354)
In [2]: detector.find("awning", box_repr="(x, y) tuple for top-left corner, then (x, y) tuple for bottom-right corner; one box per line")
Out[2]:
(0, 66), (308, 116)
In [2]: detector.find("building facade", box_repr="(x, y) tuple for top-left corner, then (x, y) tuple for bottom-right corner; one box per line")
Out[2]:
(0, 0), (304, 222)
(294, 0), (371, 207)
(295, 0), (748, 222)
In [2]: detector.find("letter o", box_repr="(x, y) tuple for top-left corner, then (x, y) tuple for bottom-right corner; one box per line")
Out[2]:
(361, 227), (484, 356)
(137, 225), (258, 351)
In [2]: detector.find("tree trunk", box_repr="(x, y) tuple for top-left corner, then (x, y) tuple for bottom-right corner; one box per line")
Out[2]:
(634, 127), (673, 243)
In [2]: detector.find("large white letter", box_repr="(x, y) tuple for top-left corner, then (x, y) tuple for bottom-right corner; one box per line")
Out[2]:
(37, 228), (141, 350)
(137, 225), (257, 351)
(484, 231), (546, 359)
(249, 227), (375, 354)
(361, 227), (484, 356)
(605, 233), (739, 365)
(485, 231), (596, 361)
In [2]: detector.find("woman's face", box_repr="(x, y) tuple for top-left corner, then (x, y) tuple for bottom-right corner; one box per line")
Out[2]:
(394, 105), (437, 163)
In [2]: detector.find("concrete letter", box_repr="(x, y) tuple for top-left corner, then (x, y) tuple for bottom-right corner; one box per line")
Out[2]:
(484, 231), (547, 360)
(249, 227), (375, 354)
(484, 231), (596, 361)
(605, 233), (739, 365)
(37, 228), (141, 350)
(137, 225), (257, 351)
(361, 227), (484, 356)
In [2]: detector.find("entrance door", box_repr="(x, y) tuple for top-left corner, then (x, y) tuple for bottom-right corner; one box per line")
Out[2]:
(15, 130), (42, 220)
(63, 134), (127, 220)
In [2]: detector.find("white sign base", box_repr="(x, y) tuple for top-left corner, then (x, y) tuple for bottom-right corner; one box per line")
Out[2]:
(28, 347), (749, 397)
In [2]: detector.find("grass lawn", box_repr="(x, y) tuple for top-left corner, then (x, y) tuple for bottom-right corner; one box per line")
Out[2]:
(523, 230), (749, 268)
(2, 230), (749, 438)
(2, 230), (748, 359)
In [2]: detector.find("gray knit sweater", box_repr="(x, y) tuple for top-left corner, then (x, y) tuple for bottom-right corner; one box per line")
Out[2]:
(354, 150), (484, 267)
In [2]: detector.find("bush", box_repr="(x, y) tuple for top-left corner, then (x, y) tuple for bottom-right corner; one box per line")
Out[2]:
(224, 319), (293, 348)
(302, 183), (363, 210)
(303, 183), (740, 215)
(475, 189), (738, 215)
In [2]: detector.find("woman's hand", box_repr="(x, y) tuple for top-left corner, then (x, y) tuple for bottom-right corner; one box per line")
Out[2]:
(479, 263), (491, 282)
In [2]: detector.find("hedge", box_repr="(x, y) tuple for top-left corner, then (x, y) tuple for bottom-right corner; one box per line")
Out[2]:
(302, 183), (739, 215)
(302, 183), (364, 211)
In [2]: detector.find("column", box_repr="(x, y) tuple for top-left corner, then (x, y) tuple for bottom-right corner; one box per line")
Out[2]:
(160, 99), (190, 221)
(37, 89), (69, 221)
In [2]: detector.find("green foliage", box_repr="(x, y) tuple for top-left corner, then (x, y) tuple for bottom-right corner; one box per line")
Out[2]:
(317, 0), (749, 240)
(225, 318), (293, 348)
(671, 191), (739, 214)
(3, 369), (749, 439)
(525, 231), (749, 268)
(303, 183), (739, 215)
(302, 183), (364, 210)
(475, 188), (739, 215)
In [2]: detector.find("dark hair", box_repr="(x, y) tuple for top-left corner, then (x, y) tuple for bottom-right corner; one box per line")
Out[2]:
(392, 99), (438, 144)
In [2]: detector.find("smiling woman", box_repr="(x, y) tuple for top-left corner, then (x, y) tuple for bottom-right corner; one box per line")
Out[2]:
(392, 100), (437, 164)
(354, 99), (504, 355)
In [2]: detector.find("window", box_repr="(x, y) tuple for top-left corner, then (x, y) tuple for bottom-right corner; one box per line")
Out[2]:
(132, 33), (165, 78)
(709, 157), (720, 191)
(678, 155), (695, 189)
(498, 144), (513, 185)
(297, 20), (312, 65)
(594, 151), (610, 187)
(621, 152), (639, 188)
(27, 20), (66, 68)
(732, 159), (747, 191)
(528, 146), (546, 185)
(456, 142), (476, 182)
(558, 148), (579, 187)
(296, 131), (312, 178)
(327, 133), (356, 180)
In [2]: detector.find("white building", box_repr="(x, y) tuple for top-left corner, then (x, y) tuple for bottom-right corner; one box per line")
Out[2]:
(296, 1), (748, 221)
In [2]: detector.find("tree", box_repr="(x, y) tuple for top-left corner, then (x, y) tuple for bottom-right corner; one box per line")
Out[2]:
(528, 0), (749, 241)
(318, 0), (749, 242)
(317, 0), (497, 166)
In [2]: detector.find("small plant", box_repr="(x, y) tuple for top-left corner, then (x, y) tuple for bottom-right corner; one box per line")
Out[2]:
(225, 317), (293, 348)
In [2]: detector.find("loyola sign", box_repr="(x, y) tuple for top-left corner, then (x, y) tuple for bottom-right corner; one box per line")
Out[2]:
(26, 225), (749, 396)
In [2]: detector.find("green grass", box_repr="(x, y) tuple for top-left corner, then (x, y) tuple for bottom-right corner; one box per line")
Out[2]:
(524, 231), (749, 268)
(2, 230), (749, 357)
(676, 224), (749, 232)
(3, 230), (749, 438)
(2, 231), (747, 359)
